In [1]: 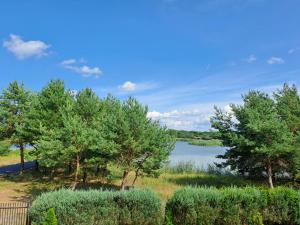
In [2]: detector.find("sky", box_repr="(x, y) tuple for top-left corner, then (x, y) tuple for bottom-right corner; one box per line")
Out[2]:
(1, 0), (300, 131)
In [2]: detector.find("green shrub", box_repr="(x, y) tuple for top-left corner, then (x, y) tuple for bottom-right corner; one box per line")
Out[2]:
(166, 187), (300, 225)
(29, 189), (163, 225)
(43, 208), (58, 225)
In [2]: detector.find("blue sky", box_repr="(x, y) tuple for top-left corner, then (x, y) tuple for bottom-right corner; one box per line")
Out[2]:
(1, 0), (300, 130)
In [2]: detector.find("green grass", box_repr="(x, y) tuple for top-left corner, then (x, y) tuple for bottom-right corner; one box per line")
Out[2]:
(0, 165), (262, 202)
(0, 150), (21, 166)
(0, 152), (263, 202)
(0, 149), (32, 166)
(188, 139), (223, 146)
(177, 138), (223, 146)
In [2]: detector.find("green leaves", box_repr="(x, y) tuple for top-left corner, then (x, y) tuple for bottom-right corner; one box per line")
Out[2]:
(167, 187), (300, 225)
(43, 208), (58, 225)
(0, 81), (32, 166)
(211, 88), (296, 187)
(30, 189), (164, 225)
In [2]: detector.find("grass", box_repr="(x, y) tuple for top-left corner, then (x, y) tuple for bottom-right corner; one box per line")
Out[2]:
(188, 139), (223, 146)
(0, 150), (21, 166)
(0, 170), (260, 202)
(177, 138), (223, 146)
(0, 149), (31, 167)
(0, 159), (264, 203)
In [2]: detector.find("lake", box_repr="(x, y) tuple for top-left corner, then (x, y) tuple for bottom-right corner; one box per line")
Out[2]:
(168, 141), (227, 168)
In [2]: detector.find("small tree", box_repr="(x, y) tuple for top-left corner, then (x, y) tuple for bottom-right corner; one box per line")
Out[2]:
(0, 81), (32, 172)
(211, 91), (293, 188)
(43, 208), (58, 225)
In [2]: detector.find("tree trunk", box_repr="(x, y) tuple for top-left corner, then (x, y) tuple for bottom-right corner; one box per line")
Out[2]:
(121, 171), (129, 190)
(35, 160), (39, 171)
(82, 171), (87, 184)
(72, 154), (80, 190)
(267, 160), (274, 189)
(132, 169), (139, 186)
(95, 165), (100, 176)
(19, 144), (25, 174)
(68, 162), (72, 174)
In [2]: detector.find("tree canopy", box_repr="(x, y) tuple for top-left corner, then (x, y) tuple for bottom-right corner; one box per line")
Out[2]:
(0, 81), (32, 171)
(211, 86), (299, 188)
(0, 80), (175, 188)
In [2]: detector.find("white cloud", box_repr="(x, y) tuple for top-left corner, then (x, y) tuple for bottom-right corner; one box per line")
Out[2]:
(119, 81), (137, 92)
(147, 104), (225, 131)
(148, 109), (211, 131)
(288, 47), (300, 54)
(117, 81), (158, 93)
(61, 59), (76, 65)
(244, 54), (257, 63)
(3, 34), (50, 59)
(61, 58), (102, 78)
(267, 57), (285, 65)
(73, 65), (102, 77)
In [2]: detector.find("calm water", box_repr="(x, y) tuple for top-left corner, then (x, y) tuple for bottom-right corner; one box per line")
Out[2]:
(168, 141), (227, 168)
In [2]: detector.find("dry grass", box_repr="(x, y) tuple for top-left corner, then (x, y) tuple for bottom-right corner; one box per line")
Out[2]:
(0, 151), (21, 167)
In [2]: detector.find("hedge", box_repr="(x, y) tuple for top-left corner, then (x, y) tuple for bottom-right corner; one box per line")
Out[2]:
(29, 189), (163, 225)
(166, 187), (300, 225)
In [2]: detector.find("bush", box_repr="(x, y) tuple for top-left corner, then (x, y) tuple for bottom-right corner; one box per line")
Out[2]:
(166, 187), (300, 225)
(43, 208), (58, 225)
(29, 189), (163, 225)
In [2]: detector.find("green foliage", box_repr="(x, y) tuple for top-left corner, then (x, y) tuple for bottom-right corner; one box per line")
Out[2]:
(164, 210), (174, 225)
(166, 187), (300, 225)
(43, 208), (58, 225)
(0, 139), (10, 156)
(0, 81), (32, 167)
(187, 139), (222, 146)
(164, 161), (202, 174)
(211, 90), (294, 188)
(169, 129), (221, 140)
(30, 189), (163, 225)
(274, 83), (300, 182)
(104, 97), (175, 188)
(20, 81), (174, 188)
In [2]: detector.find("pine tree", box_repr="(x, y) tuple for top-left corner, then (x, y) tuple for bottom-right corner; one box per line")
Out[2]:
(211, 91), (293, 188)
(109, 97), (175, 189)
(0, 81), (32, 172)
(274, 83), (300, 181)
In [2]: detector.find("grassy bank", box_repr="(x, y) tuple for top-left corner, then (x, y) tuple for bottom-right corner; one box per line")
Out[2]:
(177, 138), (223, 146)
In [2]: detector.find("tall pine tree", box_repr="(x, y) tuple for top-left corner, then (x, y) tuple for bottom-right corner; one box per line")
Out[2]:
(212, 91), (293, 188)
(0, 81), (32, 172)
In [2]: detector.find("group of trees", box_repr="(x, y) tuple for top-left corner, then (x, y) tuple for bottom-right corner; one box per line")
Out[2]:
(0, 80), (175, 189)
(211, 84), (300, 188)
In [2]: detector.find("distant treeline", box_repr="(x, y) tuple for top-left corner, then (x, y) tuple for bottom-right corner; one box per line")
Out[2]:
(169, 129), (221, 140)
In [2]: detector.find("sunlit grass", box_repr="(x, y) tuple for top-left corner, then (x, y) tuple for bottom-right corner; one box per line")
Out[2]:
(0, 150), (20, 166)
(0, 153), (263, 202)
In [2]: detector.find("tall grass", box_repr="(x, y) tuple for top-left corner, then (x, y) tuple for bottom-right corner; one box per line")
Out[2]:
(163, 161), (234, 175)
